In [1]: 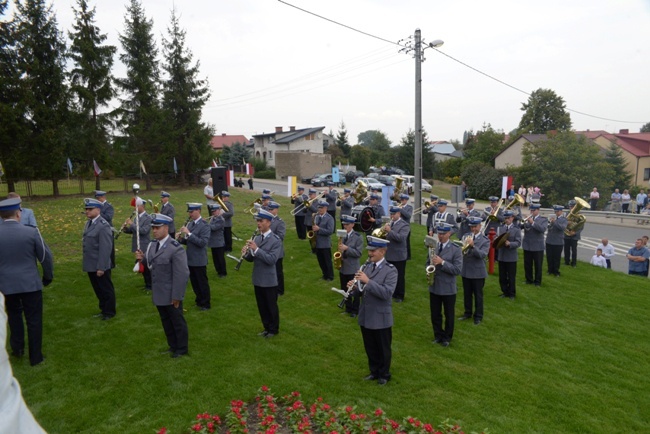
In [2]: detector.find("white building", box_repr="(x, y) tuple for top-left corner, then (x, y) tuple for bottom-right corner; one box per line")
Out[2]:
(251, 126), (333, 168)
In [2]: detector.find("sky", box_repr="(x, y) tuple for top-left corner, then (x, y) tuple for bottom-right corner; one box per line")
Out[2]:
(7, 0), (650, 145)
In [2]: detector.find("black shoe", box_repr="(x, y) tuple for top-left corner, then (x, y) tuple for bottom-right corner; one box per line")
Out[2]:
(258, 331), (269, 336)
(364, 374), (377, 381)
(30, 357), (45, 366)
(508, 296), (515, 300)
(218, 275), (227, 279)
(160, 348), (173, 354)
(377, 378), (388, 385)
(350, 313), (357, 318)
(11, 350), (24, 358)
(393, 298), (403, 303)
(92, 313), (103, 318)
(101, 314), (114, 321)
(458, 315), (471, 321)
(440, 341), (450, 347)
(199, 307), (210, 311)
(432, 338), (442, 344)
(498, 294), (507, 298)
(171, 352), (188, 358)
(524, 281), (533, 285)
(534, 283), (541, 287)
(264, 333), (276, 338)
(474, 319), (481, 325)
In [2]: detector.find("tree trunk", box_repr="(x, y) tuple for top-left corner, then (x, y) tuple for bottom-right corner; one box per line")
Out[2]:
(52, 178), (59, 197)
(95, 176), (100, 191)
(7, 179), (16, 193)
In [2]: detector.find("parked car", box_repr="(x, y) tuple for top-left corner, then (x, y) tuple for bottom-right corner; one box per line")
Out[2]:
(421, 179), (432, 192)
(400, 175), (415, 194)
(366, 172), (380, 180)
(377, 174), (395, 186)
(345, 170), (365, 183)
(301, 173), (322, 184)
(354, 177), (384, 190)
(311, 173), (346, 187)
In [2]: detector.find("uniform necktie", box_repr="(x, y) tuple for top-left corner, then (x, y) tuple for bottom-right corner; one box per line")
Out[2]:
(85, 220), (91, 231)
(372, 263), (376, 272)
(155, 242), (160, 253)
(438, 244), (443, 254)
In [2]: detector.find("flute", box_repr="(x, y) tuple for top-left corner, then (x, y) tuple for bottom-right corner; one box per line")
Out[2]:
(337, 259), (371, 309)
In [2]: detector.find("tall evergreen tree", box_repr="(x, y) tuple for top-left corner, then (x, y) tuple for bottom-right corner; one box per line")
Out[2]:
(335, 121), (350, 158)
(68, 0), (116, 174)
(604, 143), (632, 190)
(393, 128), (436, 177)
(14, 0), (69, 193)
(0, 0), (27, 190)
(160, 9), (212, 186)
(463, 123), (507, 165)
(116, 0), (162, 183)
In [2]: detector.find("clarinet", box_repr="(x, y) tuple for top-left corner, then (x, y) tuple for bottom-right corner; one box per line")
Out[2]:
(176, 216), (193, 241)
(235, 230), (259, 271)
(338, 259), (371, 309)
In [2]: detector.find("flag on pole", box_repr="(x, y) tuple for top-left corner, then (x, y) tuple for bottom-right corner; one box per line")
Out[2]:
(338, 161), (341, 170)
(212, 159), (218, 168)
(0, 160), (4, 177)
(140, 160), (147, 175)
(218, 158), (222, 165)
(242, 157), (246, 165)
(93, 160), (102, 176)
(173, 157), (178, 174)
(66, 158), (73, 174)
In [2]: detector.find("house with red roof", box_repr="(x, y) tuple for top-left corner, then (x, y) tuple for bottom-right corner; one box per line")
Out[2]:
(209, 133), (250, 151)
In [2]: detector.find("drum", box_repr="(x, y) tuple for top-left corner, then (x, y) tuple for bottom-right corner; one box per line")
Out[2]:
(351, 205), (375, 232)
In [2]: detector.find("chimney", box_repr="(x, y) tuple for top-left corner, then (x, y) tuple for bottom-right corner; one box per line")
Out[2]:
(289, 126), (296, 131)
(275, 126), (283, 133)
(221, 133), (226, 136)
(548, 130), (558, 137)
(619, 129), (629, 134)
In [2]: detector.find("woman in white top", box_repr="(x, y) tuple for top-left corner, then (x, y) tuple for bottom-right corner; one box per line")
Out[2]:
(621, 189), (631, 213)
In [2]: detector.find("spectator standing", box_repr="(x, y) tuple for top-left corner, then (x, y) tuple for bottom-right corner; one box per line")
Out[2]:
(626, 238), (650, 276)
(590, 249), (608, 268)
(248, 176), (254, 190)
(204, 178), (215, 205)
(518, 185), (527, 205)
(595, 239), (615, 269)
(636, 189), (647, 215)
(589, 187), (600, 210)
(621, 189), (631, 213)
(610, 189), (622, 212)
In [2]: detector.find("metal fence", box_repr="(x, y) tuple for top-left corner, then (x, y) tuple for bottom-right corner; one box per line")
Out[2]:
(0, 173), (206, 198)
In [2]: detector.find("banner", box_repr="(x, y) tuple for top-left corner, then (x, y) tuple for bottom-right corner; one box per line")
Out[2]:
(173, 157), (178, 174)
(67, 158), (73, 174)
(139, 160), (147, 175)
(93, 160), (102, 176)
(501, 176), (513, 198)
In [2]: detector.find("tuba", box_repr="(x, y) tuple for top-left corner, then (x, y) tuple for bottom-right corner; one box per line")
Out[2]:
(564, 197), (590, 236)
(351, 181), (368, 205)
(392, 177), (406, 200)
(505, 193), (525, 210)
(215, 194), (228, 211)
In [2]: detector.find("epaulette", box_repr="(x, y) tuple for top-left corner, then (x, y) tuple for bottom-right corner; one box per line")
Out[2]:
(272, 234), (281, 240)
(98, 218), (108, 225)
(171, 240), (181, 247)
(386, 262), (395, 268)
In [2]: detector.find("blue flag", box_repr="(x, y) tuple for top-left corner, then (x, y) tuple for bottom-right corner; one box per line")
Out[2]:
(67, 157), (73, 174)
(173, 157), (178, 174)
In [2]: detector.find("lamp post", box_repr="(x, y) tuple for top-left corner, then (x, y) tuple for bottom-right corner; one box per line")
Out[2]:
(412, 29), (443, 225)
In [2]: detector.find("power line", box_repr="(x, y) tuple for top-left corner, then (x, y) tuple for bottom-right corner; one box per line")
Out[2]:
(277, 0), (646, 125)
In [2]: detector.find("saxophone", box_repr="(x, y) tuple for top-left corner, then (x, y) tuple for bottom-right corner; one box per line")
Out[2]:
(424, 235), (437, 285)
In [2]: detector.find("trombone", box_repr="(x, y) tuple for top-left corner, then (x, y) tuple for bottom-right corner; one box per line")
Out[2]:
(244, 198), (263, 214)
(413, 199), (435, 216)
(290, 191), (325, 216)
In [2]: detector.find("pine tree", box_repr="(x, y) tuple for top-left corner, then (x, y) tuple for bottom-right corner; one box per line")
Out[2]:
(116, 0), (162, 185)
(14, 0), (69, 193)
(335, 121), (351, 158)
(604, 143), (632, 190)
(0, 0), (27, 190)
(160, 8), (212, 186)
(68, 0), (116, 176)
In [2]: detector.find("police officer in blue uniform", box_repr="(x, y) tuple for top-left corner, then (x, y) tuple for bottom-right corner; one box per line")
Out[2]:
(179, 203), (212, 310)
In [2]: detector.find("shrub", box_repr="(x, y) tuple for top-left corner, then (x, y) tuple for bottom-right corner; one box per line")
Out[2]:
(461, 161), (502, 200)
(255, 169), (276, 179)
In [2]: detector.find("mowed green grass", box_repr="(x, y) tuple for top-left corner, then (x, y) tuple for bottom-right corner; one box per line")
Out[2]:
(8, 187), (650, 433)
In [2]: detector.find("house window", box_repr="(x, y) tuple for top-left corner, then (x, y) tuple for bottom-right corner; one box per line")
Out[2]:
(269, 151), (273, 159)
(323, 139), (329, 148)
(644, 168), (650, 181)
(305, 133), (315, 140)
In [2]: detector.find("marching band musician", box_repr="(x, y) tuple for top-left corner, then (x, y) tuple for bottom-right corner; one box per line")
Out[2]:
(563, 199), (581, 268)
(339, 188), (355, 222)
(483, 196), (504, 236)
(384, 205), (410, 303)
(123, 198), (152, 290)
(367, 194), (385, 230)
(82, 198), (114, 321)
(522, 203), (548, 286)
(304, 189), (318, 248)
(243, 209), (282, 338)
(260, 194), (272, 211)
(496, 210), (521, 299)
(455, 198), (481, 240)
(221, 191), (234, 253)
(362, 187), (383, 206)
(508, 195), (523, 224)
(135, 214), (190, 358)
(423, 194), (439, 234)
(95, 190), (115, 268)
(398, 193), (413, 260)
(354, 236), (397, 385)
(207, 204), (227, 279)
(430, 199), (456, 236)
(326, 182), (338, 221)
(268, 201), (286, 295)
(458, 217), (489, 325)
(159, 191), (176, 240)
(313, 201), (335, 281)
(179, 203), (212, 310)
(339, 215), (363, 317)
(292, 186), (307, 239)
(546, 205), (568, 277)
(428, 224), (462, 347)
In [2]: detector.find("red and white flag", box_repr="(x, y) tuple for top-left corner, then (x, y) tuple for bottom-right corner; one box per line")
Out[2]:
(212, 159), (218, 168)
(93, 160), (102, 176)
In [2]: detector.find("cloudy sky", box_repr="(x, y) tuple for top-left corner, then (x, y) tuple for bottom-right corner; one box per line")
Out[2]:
(9, 0), (650, 145)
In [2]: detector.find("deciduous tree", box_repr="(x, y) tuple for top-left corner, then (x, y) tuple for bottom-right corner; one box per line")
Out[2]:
(463, 123), (506, 165)
(518, 88), (572, 134)
(640, 122), (650, 133)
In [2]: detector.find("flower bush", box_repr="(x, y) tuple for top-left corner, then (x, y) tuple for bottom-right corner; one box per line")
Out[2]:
(158, 386), (487, 434)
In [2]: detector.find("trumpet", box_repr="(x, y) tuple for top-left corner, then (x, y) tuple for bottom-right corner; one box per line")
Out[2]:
(291, 192), (325, 216)
(336, 260), (371, 308)
(371, 216), (391, 238)
(176, 216), (192, 241)
(413, 200), (434, 216)
(115, 210), (136, 240)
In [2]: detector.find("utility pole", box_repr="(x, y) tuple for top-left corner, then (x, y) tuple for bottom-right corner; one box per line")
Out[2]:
(399, 30), (443, 225)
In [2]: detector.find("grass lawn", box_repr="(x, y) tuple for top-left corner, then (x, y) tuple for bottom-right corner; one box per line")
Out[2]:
(8, 187), (650, 433)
